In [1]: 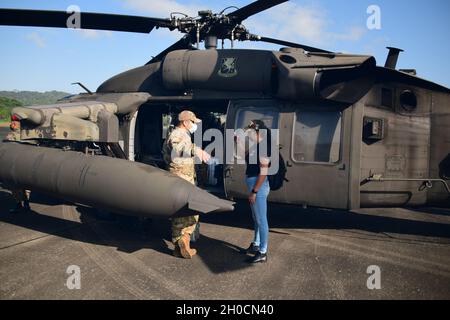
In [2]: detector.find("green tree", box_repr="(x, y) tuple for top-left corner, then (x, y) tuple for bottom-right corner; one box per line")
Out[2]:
(0, 96), (23, 122)
(0, 90), (70, 106)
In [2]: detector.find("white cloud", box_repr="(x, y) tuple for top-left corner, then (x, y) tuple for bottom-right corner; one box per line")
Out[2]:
(362, 36), (390, 56)
(25, 32), (46, 48)
(245, 2), (366, 47)
(122, 0), (365, 48)
(76, 29), (113, 39)
(330, 27), (366, 42)
(123, 0), (201, 17)
(122, 0), (213, 40)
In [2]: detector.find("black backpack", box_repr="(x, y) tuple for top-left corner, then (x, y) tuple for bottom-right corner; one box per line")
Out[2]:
(268, 154), (288, 191)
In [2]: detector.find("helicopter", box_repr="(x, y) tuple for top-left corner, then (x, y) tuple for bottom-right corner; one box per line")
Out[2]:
(0, 0), (449, 220)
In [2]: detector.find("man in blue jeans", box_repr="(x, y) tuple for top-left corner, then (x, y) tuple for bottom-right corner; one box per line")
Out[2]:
(243, 120), (272, 264)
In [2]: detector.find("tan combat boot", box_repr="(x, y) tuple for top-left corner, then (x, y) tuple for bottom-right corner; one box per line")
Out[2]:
(173, 244), (182, 258)
(177, 233), (197, 259)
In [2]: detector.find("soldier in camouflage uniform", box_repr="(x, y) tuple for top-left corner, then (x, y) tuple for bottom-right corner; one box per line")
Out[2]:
(162, 110), (210, 259)
(4, 121), (31, 213)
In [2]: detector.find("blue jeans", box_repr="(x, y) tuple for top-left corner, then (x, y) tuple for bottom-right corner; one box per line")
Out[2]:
(246, 176), (270, 254)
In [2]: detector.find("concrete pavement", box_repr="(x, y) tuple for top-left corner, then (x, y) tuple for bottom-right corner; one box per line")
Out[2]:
(0, 185), (449, 299)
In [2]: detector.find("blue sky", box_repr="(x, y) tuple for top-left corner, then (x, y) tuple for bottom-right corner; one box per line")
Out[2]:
(0, 0), (449, 93)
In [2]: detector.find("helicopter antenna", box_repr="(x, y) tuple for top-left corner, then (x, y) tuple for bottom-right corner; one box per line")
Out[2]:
(71, 82), (93, 94)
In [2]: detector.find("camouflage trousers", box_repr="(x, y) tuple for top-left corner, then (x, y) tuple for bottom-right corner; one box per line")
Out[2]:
(172, 215), (199, 244)
(169, 168), (199, 244)
(11, 189), (31, 203)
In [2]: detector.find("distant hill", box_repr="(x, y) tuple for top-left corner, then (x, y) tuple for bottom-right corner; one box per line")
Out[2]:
(0, 90), (71, 106)
(0, 97), (23, 122)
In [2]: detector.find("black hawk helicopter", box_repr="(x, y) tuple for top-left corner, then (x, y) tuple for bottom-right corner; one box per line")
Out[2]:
(0, 0), (449, 219)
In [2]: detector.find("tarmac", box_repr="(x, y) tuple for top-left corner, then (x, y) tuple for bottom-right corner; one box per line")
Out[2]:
(1, 127), (450, 300)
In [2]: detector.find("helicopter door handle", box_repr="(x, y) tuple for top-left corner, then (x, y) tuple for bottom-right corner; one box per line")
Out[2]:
(286, 161), (293, 168)
(338, 164), (346, 171)
(224, 166), (233, 178)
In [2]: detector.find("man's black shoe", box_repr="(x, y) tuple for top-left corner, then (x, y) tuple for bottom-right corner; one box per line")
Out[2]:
(23, 201), (31, 212)
(242, 243), (260, 255)
(9, 203), (23, 214)
(248, 252), (267, 264)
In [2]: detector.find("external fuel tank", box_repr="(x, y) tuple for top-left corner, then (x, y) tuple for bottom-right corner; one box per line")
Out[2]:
(0, 142), (234, 218)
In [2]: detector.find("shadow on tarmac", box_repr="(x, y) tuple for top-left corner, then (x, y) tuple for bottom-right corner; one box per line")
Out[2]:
(1, 190), (450, 274)
(202, 201), (450, 241)
(0, 190), (253, 273)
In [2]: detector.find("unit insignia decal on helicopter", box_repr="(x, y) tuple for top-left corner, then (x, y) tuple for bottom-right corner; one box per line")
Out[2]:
(218, 57), (238, 77)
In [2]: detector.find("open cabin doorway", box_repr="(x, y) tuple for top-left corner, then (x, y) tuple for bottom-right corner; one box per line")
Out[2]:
(133, 101), (229, 195)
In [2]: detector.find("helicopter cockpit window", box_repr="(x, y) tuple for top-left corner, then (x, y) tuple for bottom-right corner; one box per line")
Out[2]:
(293, 111), (342, 164)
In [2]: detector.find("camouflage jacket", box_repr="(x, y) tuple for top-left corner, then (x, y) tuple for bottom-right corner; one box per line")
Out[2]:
(162, 127), (197, 179)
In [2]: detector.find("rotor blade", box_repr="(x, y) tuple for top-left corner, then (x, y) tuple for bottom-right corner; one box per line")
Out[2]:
(146, 36), (195, 64)
(228, 0), (288, 22)
(258, 36), (331, 53)
(0, 8), (173, 33)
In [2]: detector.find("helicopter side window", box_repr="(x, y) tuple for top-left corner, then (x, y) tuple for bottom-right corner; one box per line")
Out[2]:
(235, 107), (279, 130)
(293, 111), (342, 164)
(232, 106), (279, 162)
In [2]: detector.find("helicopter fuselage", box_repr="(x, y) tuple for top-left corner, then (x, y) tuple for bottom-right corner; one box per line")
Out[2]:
(4, 47), (450, 212)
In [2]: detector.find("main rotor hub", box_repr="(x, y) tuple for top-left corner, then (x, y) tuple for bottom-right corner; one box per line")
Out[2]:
(170, 9), (250, 46)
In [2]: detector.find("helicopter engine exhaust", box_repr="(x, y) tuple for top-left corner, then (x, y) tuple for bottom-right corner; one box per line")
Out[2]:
(0, 143), (234, 218)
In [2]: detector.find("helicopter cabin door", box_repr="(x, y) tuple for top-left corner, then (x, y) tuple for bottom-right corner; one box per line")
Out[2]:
(282, 104), (351, 209)
(224, 100), (351, 210)
(224, 100), (288, 203)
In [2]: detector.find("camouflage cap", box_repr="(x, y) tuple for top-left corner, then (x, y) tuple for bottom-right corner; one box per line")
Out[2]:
(178, 110), (201, 123)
